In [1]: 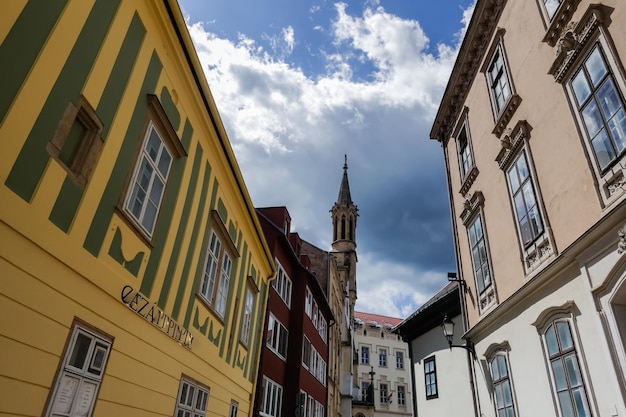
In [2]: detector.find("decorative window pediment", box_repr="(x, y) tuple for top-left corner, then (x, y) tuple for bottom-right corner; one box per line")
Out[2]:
(460, 191), (485, 226)
(495, 120), (532, 169)
(541, 0), (582, 47)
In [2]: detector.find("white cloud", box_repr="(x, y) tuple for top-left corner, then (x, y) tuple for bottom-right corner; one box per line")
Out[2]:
(185, 2), (473, 317)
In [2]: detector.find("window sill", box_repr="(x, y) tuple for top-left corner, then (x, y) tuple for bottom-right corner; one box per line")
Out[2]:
(479, 287), (497, 313)
(523, 233), (555, 275)
(542, 0), (582, 47)
(114, 207), (154, 248)
(492, 94), (522, 138)
(195, 294), (226, 325)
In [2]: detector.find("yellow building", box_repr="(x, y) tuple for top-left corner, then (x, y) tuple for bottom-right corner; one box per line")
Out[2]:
(0, 1), (275, 416)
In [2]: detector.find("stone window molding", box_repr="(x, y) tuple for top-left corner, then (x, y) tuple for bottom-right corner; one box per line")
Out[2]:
(460, 191), (485, 226)
(548, 4), (613, 83)
(541, 0), (582, 46)
(495, 120), (532, 169)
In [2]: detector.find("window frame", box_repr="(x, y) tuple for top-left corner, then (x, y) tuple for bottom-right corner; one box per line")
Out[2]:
(174, 377), (210, 417)
(486, 41), (513, 118)
(361, 345), (370, 364)
(260, 377), (283, 417)
(198, 212), (239, 319)
(424, 356), (438, 400)
(467, 212), (495, 311)
(397, 385), (406, 406)
(229, 401), (239, 417)
(267, 313), (288, 360)
(454, 108), (478, 196)
(488, 352), (518, 417)
(379, 382), (389, 404)
(273, 260), (293, 308)
(396, 351), (404, 369)
(379, 348), (387, 367)
(240, 282), (256, 346)
(44, 322), (112, 417)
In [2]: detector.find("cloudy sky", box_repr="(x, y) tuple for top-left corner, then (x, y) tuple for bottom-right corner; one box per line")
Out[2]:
(177, 0), (475, 318)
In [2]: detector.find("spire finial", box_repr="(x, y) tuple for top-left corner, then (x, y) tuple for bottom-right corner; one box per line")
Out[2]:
(344, 154), (348, 171)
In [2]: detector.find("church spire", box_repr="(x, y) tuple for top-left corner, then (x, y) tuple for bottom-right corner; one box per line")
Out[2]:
(337, 155), (352, 205)
(332, 155), (358, 249)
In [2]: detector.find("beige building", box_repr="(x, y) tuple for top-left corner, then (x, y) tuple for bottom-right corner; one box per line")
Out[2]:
(353, 312), (413, 417)
(430, 1), (626, 416)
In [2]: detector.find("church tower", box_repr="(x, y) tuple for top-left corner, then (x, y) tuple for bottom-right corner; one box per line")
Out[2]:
(327, 156), (358, 417)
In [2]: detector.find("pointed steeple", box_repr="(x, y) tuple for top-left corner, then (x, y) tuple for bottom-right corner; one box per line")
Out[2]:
(331, 155), (358, 249)
(337, 155), (352, 205)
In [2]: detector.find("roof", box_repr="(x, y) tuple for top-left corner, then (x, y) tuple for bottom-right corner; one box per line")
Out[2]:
(336, 155), (353, 205)
(355, 311), (403, 329)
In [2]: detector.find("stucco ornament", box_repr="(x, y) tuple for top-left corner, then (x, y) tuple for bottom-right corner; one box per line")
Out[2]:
(556, 21), (579, 55)
(618, 223), (626, 254)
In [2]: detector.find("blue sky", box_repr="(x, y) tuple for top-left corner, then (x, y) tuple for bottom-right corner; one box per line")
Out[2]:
(177, 0), (475, 318)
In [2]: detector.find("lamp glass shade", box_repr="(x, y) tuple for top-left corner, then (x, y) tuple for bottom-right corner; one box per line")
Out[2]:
(441, 315), (455, 344)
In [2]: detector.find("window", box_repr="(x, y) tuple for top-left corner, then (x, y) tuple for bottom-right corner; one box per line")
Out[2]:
(397, 385), (406, 406)
(424, 356), (438, 399)
(318, 316), (328, 344)
(361, 382), (369, 402)
(267, 314), (288, 359)
(297, 391), (307, 417)
(312, 302), (319, 327)
(379, 349), (387, 367)
(543, 320), (592, 417)
(48, 96), (103, 188)
(45, 324), (111, 417)
(199, 229), (233, 318)
(543, 0), (562, 20)
(507, 150), (544, 247)
(487, 44), (512, 116)
(315, 400), (324, 417)
(490, 354), (517, 417)
(260, 377), (283, 417)
(396, 351), (404, 369)
(305, 287), (313, 317)
(307, 396), (314, 417)
(379, 383), (389, 404)
(229, 401), (239, 417)
(458, 123), (474, 179)
(361, 346), (370, 364)
(468, 215), (492, 297)
(273, 261), (292, 307)
(303, 337), (312, 369)
(175, 378), (209, 417)
(240, 285), (255, 345)
(571, 43), (626, 173)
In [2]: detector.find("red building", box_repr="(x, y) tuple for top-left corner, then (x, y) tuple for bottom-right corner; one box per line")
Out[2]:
(254, 206), (334, 417)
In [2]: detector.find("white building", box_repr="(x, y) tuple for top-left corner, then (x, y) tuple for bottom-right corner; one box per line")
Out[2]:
(353, 311), (413, 417)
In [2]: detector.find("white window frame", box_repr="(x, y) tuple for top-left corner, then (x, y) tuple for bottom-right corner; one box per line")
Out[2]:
(396, 350), (404, 369)
(229, 401), (239, 417)
(318, 315), (328, 344)
(260, 377), (283, 417)
(199, 215), (238, 319)
(124, 121), (173, 237)
(273, 260), (292, 308)
(360, 381), (369, 402)
(361, 346), (370, 364)
(379, 382), (389, 404)
(467, 213), (495, 311)
(267, 313), (288, 360)
(397, 385), (406, 406)
(379, 348), (387, 367)
(489, 352), (518, 417)
(302, 336), (312, 369)
(305, 287), (313, 317)
(45, 323), (112, 417)
(175, 377), (210, 417)
(240, 284), (255, 345)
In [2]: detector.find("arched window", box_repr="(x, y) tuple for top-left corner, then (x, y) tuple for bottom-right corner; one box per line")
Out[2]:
(333, 217), (338, 241)
(341, 216), (346, 240)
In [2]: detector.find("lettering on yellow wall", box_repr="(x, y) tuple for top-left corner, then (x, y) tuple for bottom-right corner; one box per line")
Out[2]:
(121, 285), (193, 349)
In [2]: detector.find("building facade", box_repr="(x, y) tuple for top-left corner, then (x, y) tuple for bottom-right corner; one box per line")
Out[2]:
(254, 207), (333, 417)
(430, 1), (626, 416)
(394, 283), (473, 417)
(0, 1), (275, 416)
(353, 311), (413, 417)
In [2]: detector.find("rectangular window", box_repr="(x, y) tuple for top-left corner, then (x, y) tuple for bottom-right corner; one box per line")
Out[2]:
(297, 391), (307, 417)
(396, 351), (404, 369)
(45, 324), (112, 417)
(571, 43), (626, 173)
(458, 124), (473, 179)
(487, 45), (512, 116)
(361, 346), (370, 364)
(267, 314), (288, 359)
(379, 383), (389, 404)
(468, 215), (492, 296)
(318, 316), (328, 344)
(260, 377), (283, 417)
(361, 382), (369, 402)
(175, 378), (209, 417)
(199, 230), (233, 318)
(397, 385), (406, 406)
(305, 287), (313, 317)
(229, 401), (238, 417)
(240, 285), (255, 345)
(124, 121), (173, 237)
(302, 337), (312, 369)
(544, 320), (592, 417)
(424, 356), (438, 399)
(490, 354), (517, 417)
(379, 348), (387, 367)
(507, 150), (544, 247)
(307, 395), (314, 417)
(312, 302), (319, 327)
(544, 0), (562, 20)
(273, 261), (292, 308)
(315, 400), (324, 417)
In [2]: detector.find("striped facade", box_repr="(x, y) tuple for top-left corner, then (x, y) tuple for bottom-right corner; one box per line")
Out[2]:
(0, 1), (275, 416)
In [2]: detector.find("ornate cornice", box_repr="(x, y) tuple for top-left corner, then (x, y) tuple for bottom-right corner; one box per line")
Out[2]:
(430, 0), (507, 143)
(460, 166), (479, 196)
(460, 191), (485, 226)
(492, 94), (522, 138)
(495, 120), (531, 169)
(549, 5), (612, 83)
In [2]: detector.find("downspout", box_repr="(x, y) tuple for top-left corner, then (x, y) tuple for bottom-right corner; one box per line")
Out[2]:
(440, 137), (480, 417)
(407, 339), (419, 417)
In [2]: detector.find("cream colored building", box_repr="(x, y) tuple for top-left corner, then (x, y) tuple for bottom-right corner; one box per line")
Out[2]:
(353, 312), (413, 417)
(430, 1), (626, 416)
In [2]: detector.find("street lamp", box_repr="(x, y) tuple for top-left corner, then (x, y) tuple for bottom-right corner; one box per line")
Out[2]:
(441, 314), (475, 358)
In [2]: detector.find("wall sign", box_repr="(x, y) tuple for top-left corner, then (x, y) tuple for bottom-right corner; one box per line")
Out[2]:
(121, 285), (193, 349)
